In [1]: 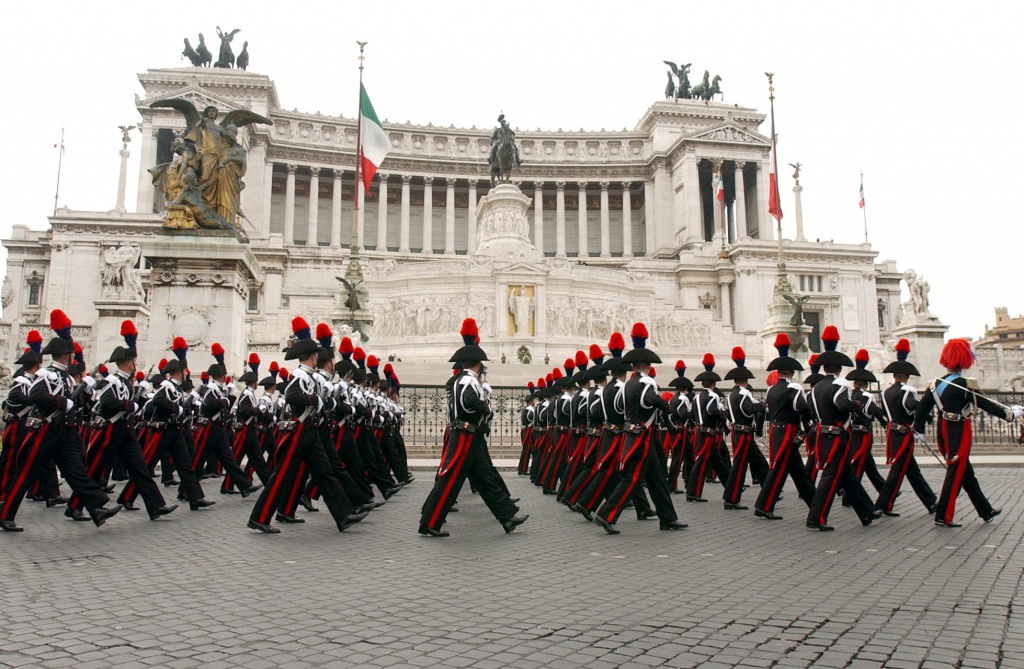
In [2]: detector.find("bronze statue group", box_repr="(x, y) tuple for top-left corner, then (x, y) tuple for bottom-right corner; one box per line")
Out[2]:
(2, 310), (1020, 538)
(515, 323), (1023, 534)
(0, 310), (413, 533)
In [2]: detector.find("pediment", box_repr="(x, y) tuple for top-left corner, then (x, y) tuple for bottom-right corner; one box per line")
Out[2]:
(496, 257), (547, 274)
(137, 85), (248, 114)
(689, 123), (770, 146)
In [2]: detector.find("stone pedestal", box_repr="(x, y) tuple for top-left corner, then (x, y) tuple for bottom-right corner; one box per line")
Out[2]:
(93, 299), (150, 366)
(473, 184), (542, 260)
(893, 316), (949, 384)
(145, 231), (261, 374)
(759, 293), (812, 366)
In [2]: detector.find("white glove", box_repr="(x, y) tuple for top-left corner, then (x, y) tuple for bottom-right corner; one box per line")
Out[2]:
(1012, 405), (1024, 420)
(914, 432), (927, 446)
(65, 399), (74, 412)
(82, 376), (96, 389)
(178, 406), (184, 416)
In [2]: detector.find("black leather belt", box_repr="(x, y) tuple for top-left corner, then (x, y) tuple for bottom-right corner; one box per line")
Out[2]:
(941, 411), (966, 422)
(819, 424), (844, 436)
(732, 424), (753, 433)
(623, 423), (644, 434)
(889, 424), (911, 434)
(851, 425), (870, 433)
(452, 421), (476, 433)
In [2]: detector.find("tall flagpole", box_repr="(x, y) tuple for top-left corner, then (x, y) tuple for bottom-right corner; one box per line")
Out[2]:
(860, 170), (869, 243)
(53, 128), (65, 216)
(346, 41), (368, 282)
(766, 73), (791, 296)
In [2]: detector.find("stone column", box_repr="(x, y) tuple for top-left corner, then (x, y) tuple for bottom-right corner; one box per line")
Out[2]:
(598, 182), (611, 257)
(577, 183), (589, 257)
(682, 154), (701, 245)
(114, 145), (130, 212)
(283, 164), (297, 244)
(711, 160), (724, 247)
(261, 162), (273, 239)
(719, 277), (733, 326)
(533, 182), (544, 254)
(756, 162), (772, 240)
(399, 175), (411, 253)
(793, 181), (806, 241)
(376, 174), (389, 250)
(444, 178), (457, 254)
(330, 169), (342, 247)
(621, 182), (633, 258)
(422, 177), (433, 254)
(734, 163), (747, 239)
(306, 167), (320, 246)
(357, 185), (365, 249)
(135, 126), (158, 213)
(468, 180), (478, 254)
(643, 179), (656, 255)
(555, 181), (567, 257)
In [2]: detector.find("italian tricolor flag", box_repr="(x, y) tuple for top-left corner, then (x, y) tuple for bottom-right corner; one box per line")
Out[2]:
(715, 172), (725, 202)
(858, 180), (865, 209)
(359, 84), (389, 193)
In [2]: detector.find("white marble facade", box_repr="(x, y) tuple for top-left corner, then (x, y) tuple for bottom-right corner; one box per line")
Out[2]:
(0, 67), (906, 376)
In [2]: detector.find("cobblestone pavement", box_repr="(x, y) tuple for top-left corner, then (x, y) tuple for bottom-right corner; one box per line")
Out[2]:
(2, 468), (1024, 669)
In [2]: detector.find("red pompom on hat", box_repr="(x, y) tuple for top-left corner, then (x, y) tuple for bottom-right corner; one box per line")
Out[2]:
(574, 350), (588, 372)
(278, 367), (289, 380)
(537, 378), (546, 389)
(701, 353), (715, 372)
(675, 360), (687, 377)
(50, 309), (73, 339)
(855, 349), (870, 369)
(767, 371), (779, 386)
(821, 325), (840, 351)
(158, 358), (168, 373)
(630, 322), (649, 349)
(939, 338), (974, 371)
(649, 366), (657, 378)
(895, 338), (911, 362)
(589, 344), (604, 366)
(367, 355), (380, 374)
(731, 346), (746, 367)
(135, 371), (145, 382)
(460, 318), (479, 346)
(291, 317), (311, 340)
(315, 323), (333, 349)
(172, 336), (189, 361)
(120, 320), (138, 349)
(338, 336), (354, 360)
(608, 332), (626, 357)
(353, 347), (366, 369)
(383, 363), (394, 378)
(552, 368), (563, 380)
(211, 342), (224, 356)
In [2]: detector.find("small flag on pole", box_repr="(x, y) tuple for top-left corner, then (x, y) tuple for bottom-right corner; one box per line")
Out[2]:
(858, 178), (865, 209)
(768, 135), (783, 221)
(715, 172), (725, 202)
(358, 84), (389, 193)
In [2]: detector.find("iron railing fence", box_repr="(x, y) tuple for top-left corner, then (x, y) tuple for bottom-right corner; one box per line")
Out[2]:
(399, 385), (1024, 455)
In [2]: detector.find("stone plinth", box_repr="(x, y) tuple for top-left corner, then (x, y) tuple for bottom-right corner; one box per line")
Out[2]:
(894, 316), (950, 385)
(759, 294), (812, 366)
(145, 233), (261, 374)
(473, 184), (541, 259)
(93, 299), (150, 365)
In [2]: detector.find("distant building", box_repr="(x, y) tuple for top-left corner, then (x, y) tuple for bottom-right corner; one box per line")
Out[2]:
(976, 308), (1024, 349)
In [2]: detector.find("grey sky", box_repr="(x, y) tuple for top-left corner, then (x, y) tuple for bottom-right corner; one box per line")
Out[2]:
(2, 0), (1020, 338)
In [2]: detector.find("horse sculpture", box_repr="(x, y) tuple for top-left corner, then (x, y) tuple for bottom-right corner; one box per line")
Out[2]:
(490, 127), (516, 186)
(692, 73), (723, 101)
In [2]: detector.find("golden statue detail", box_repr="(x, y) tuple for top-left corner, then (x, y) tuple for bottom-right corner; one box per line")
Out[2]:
(148, 99), (271, 231)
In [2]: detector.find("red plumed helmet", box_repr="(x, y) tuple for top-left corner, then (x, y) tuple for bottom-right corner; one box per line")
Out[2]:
(895, 339), (911, 353)
(211, 343), (225, 356)
(158, 358), (168, 372)
(773, 333), (791, 348)
(367, 355), (379, 368)
(269, 361), (279, 372)
(339, 337), (354, 355)
(649, 366), (657, 378)
(564, 358), (575, 371)
(279, 367), (289, 380)
(49, 309), (72, 333)
(821, 325), (840, 341)
(538, 378), (546, 388)
(701, 353), (715, 372)
(731, 347), (745, 362)
(855, 349), (870, 363)
(631, 322), (649, 339)
(120, 320), (138, 336)
(545, 373), (553, 385)
(589, 344), (604, 360)
(200, 371), (209, 381)
(608, 332), (626, 351)
(291, 317), (311, 340)
(574, 351), (588, 368)
(552, 368), (563, 380)
(135, 371), (145, 381)
(939, 338), (974, 371)
(527, 381), (535, 389)
(460, 318), (479, 346)
(172, 337), (188, 350)
(27, 330), (42, 344)
(353, 347), (366, 361)
(383, 363), (394, 378)
(248, 353), (260, 365)
(74, 342), (83, 354)
(315, 323), (332, 340)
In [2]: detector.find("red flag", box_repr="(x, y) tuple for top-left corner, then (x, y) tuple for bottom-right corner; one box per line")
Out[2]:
(768, 140), (783, 221)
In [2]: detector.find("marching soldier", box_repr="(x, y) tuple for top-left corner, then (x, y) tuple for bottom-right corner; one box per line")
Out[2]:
(517, 383), (537, 475)
(223, 353), (272, 494)
(754, 334), (816, 521)
(593, 323), (686, 534)
(805, 326), (881, 530)
(874, 339), (937, 515)
(418, 318), (527, 537)
(665, 360), (693, 493)
(0, 310), (122, 531)
(722, 347), (765, 510)
(151, 354), (211, 510)
(685, 354), (731, 502)
(0, 332), (45, 507)
(914, 338), (1022, 527)
(845, 350), (888, 498)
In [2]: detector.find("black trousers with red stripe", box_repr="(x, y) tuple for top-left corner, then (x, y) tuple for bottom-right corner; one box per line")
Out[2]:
(933, 418), (992, 524)
(69, 422), (165, 513)
(0, 419), (24, 502)
(755, 423), (815, 514)
(222, 426), (271, 493)
(875, 427), (936, 513)
(807, 432), (875, 526)
(686, 431), (731, 499)
(419, 429), (517, 532)
(596, 430), (678, 526)
(357, 426), (397, 495)
(0, 423), (109, 522)
(665, 429), (687, 492)
(155, 429), (206, 502)
(336, 426), (375, 500)
(250, 423), (355, 528)
(194, 424), (252, 491)
(724, 429), (755, 505)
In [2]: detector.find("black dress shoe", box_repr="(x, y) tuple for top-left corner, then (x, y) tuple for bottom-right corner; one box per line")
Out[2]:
(275, 513), (305, 524)
(449, 504), (459, 512)
(882, 510), (900, 517)
(502, 514), (529, 534)
(338, 510), (370, 531)
(418, 525), (450, 537)
(247, 520), (281, 534)
(686, 496), (707, 503)
(64, 507), (90, 522)
(298, 494), (317, 510)
(102, 484), (116, 494)
(806, 521), (834, 531)
(189, 499), (216, 510)
(636, 510), (657, 520)
(594, 515), (619, 535)
(220, 489), (241, 495)
(148, 505), (178, 520)
(26, 494), (46, 502)
(382, 486), (399, 500)
(571, 503), (593, 522)
(510, 497), (521, 504)
(122, 502), (140, 511)
(724, 503), (748, 510)
(861, 515), (874, 527)
(45, 496), (70, 508)
(90, 504), (123, 527)
(241, 484), (263, 499)
(1, 520), (23, 532)
(754, 508), (782, 520)
(162, 479), (180, 487)
(927, 504), (937, 515)
(983, 508), (1002, 523)
(660, 520), (688, 530)
(934, 520), (962, 528)
(207, 472), (223, 479)
(177, 493), (187, 501)
(870, 509), (883, 520)
(404, 475), (415, 483)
